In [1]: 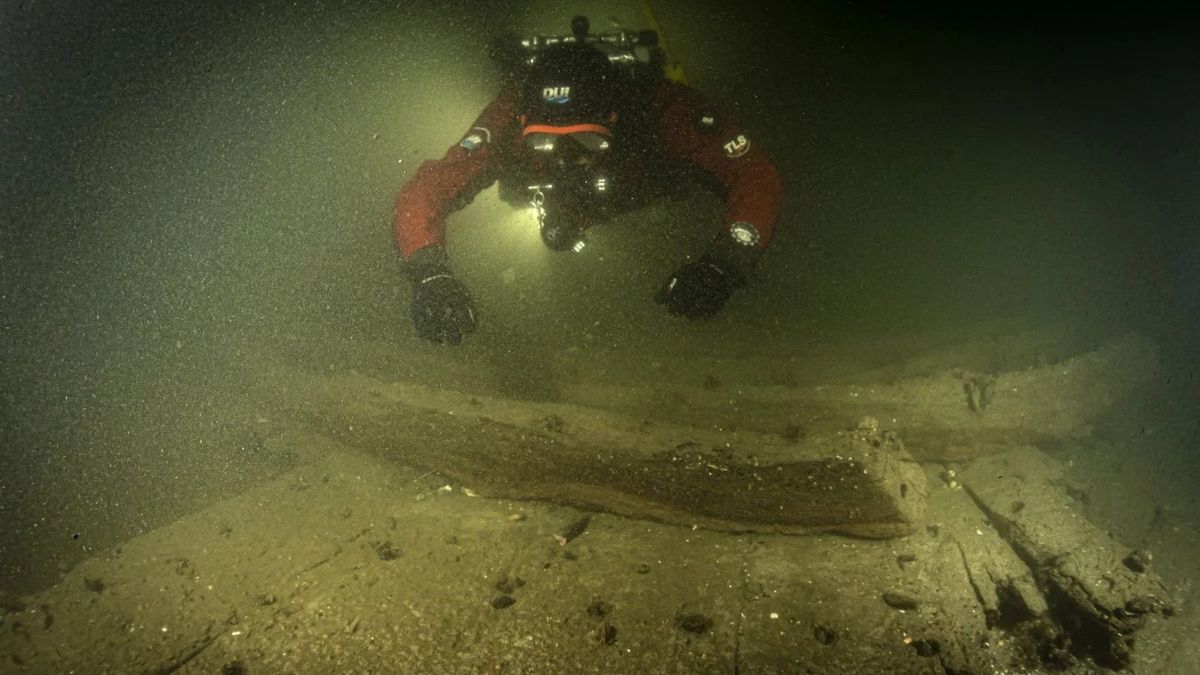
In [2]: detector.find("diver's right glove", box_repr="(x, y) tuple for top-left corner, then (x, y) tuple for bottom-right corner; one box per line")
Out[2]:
(406, 248), (477, 345)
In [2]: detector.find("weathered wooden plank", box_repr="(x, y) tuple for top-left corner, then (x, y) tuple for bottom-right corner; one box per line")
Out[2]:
(555, 333), (1159, 462)
(934, 484), (1051, 625)
(958, 447), (1174, 669)
(278, 369), (927, 538)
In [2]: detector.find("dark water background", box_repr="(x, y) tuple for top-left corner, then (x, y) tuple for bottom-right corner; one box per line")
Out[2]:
(2, 0), (1197, 594)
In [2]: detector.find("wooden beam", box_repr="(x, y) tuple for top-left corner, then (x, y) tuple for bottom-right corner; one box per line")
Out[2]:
(279, 369), (927, 538)
(959, 447), (1174, 669)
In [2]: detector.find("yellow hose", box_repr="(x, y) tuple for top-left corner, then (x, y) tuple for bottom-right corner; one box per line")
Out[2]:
(640, 0), (688, 84)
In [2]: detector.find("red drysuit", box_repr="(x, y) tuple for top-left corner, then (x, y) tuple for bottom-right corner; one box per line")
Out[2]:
(393, 77), (782, 260)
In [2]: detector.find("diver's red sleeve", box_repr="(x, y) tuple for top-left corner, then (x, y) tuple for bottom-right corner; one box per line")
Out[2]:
(653, 81), (783, 249)
(392, 85), (520, 258)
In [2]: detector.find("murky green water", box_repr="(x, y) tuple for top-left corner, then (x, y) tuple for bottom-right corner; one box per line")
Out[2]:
(2, 0), (1196, 608)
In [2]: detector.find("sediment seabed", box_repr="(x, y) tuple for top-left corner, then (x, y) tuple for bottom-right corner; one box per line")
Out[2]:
(0, 445), (1183, 674)
(0, 333), (1190, 673)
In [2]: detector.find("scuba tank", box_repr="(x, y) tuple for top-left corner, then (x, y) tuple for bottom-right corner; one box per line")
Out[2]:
(489, 16), (666, 89)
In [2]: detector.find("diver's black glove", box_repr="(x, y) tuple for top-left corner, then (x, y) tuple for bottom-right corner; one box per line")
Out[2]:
(656, 252), (747, 320)
(406, 248), (477, 345)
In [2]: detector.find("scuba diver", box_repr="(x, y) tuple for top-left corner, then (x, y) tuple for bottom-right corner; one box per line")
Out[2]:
(393, 16), (782, 344)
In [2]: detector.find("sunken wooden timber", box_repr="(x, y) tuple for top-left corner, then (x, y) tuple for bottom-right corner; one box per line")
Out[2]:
(958, 447), (1174, 669)
(267, 334), (1154, 538)
(556, 333), (1160, 462)
(278, 369), (927, 538)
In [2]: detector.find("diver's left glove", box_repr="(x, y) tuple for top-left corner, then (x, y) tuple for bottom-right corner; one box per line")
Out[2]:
(406, 247), (477, 345)
(658, 223), (764, 319)
(656, 251), (747, 320)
